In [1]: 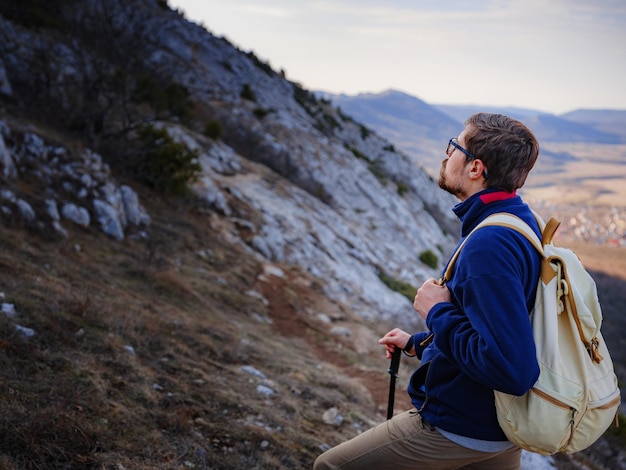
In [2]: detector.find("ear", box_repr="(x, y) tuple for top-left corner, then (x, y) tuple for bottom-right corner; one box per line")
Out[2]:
(468, 159), (487, 181)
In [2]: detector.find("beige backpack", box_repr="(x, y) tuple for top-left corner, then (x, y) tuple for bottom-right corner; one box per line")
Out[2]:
(444, 212), (621, 455)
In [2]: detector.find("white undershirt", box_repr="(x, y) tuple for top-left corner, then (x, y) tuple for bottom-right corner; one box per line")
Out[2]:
(437, 427), (515, 452)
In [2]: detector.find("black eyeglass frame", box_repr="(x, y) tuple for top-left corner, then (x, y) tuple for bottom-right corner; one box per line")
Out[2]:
(446, 138), (474, 159)
(445, 138), (489, 179)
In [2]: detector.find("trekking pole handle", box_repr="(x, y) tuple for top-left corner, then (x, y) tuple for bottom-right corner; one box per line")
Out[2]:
(386, 347), (401, 420)
(388, 347), (401, 378)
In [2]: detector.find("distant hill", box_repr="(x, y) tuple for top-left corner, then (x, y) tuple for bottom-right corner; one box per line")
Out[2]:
(324, 89), (460, 143)
(322, 90), (626, 206)
(436, 104), (624, 144)
(325, 90), (625, 146)
(561, 109), (626, 142)
(434, 104), (544, 124)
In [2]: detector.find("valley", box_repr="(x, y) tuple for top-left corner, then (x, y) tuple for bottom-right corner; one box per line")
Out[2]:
(523, 142), (626, 207)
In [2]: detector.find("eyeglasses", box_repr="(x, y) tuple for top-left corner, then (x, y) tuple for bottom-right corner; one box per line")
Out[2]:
(446, 138), (474, 160)
(445, 138), (489, 179)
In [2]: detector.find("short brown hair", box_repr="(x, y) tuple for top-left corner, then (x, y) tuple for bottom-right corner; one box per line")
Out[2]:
(464, 113), (539, 192)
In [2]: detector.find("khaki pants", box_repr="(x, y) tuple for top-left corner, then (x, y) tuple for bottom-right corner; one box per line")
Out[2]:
(313, 409), (521, 470)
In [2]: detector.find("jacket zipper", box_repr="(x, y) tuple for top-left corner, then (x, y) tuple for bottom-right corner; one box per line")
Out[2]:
(416, 361), (432, 413)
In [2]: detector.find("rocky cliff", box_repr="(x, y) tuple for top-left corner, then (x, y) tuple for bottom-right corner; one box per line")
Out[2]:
(0, 0), (459, 330)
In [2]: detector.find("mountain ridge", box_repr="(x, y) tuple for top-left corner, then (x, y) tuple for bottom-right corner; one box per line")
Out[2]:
(325, 89), (626, 145)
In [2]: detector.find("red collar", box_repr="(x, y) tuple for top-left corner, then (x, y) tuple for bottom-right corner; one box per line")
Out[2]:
(479, 191), (517, 204)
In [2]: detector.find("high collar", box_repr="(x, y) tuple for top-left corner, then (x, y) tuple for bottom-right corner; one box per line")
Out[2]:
(453, 189), (519, 237)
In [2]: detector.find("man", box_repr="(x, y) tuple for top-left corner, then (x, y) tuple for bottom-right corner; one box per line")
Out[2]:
(314, 113), (542, 469)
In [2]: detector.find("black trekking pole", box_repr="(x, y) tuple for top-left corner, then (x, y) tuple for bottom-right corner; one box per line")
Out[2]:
(386, 347), (401, 420)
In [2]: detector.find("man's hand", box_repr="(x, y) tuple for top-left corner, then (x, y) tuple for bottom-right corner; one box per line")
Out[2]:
(413, 278), (451, 320)
(378, 328), (412, 358)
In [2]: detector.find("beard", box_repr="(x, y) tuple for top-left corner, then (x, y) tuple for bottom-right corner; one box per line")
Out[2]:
(438, 163), (466, 199)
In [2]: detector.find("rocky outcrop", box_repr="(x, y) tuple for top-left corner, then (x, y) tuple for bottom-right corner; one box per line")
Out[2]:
(0, 121), (150, 241)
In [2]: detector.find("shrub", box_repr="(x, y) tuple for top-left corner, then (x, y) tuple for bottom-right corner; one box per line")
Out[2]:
(203, 120), (222, 140)
(360, 125), (370, 140)
(293, 85), (316, 108)
(347, 146), (387, 181)
(244, 51), (274, 76)
(378, 271), (416, 303)
(336, 107), (353, 123)
(161, 83), (193, 122)
(419, 250), (438, 269)
(293, 86), (341, 135)
(128, 124), (201, 195)
(132, 76), (193, 122)
(0, 0), (68, 31)
(241, 84), (256, 102)
(397, 182), (409, 197)
(253, 108), (272, 119)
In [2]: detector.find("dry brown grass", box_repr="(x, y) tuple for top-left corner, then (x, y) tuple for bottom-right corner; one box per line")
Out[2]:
(0, 188), (400, 469)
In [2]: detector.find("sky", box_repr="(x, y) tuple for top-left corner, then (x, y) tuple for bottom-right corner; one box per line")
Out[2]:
(168, 0), (626, 115)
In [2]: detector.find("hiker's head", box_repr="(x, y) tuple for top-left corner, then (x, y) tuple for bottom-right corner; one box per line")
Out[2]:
(463, 113), (539, 193)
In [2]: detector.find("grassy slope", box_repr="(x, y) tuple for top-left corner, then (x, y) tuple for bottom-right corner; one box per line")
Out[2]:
(1, 183), (624, 469)
(0, 182), (410, 469)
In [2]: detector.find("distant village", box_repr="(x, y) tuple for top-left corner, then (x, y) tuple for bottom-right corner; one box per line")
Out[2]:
(531, 200), (626, 247)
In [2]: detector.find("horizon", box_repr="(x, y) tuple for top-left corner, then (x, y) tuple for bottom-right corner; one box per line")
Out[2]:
(321, 88), (626, 116)
(168, 0), (626, 116)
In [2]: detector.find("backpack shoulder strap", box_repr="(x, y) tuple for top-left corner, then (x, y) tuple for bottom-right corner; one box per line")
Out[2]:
(441, 212), (560, 283)
(477, 213), (544, 253)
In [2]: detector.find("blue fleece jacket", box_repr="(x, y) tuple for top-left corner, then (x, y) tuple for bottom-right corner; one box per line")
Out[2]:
(408, 188), (542, 441)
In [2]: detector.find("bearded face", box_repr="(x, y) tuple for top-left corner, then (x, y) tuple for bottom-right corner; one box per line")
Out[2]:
(439, 157), (469, 200)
